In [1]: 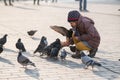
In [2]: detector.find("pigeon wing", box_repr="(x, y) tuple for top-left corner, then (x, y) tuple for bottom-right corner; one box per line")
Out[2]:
(27, 30), (37, 35)
(34, 45), (43, 53)
(21, 44), (26, 52)
(18, 54), (29, 63)
(61, 51), (65, 57)
(50, 26), (69, 36)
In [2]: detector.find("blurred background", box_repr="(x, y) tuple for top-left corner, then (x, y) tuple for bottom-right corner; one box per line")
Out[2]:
(0, 0), (120, 4)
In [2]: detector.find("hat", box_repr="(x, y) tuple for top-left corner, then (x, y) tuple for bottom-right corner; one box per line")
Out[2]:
(68, 10), (80, 22)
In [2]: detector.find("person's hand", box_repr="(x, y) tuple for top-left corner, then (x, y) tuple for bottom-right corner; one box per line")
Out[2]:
(61, 41), (69, 47)
(61, 38), (70, 47)
(74, 36), (79, 41)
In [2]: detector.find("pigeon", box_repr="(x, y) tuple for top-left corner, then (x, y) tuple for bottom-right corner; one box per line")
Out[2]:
(42, 46), (52, 56)
(80, 52), (120, 74)
(43, 38), (61, 57)
(50, 38), (61, 49)
(50, 26), (73, 38)
(49, 39), (62, 58)
(34, 36), (48, 56)
(0, 34), (8, 47)
(17, 52), (36, 68)
(16, 38), (26, 52)
(27, 30), (37, 36)
(50, 48), (59, 58)
(80, 52), (101, 69)
(0, 45), (3, 54)
(60, 49), (67, 60)
(69, 46), (76, 52)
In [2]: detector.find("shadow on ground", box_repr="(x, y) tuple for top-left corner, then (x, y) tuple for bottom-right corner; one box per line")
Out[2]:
(22, 51), (33, 57)
(24, 68), (40, 80)
(92, 57), (120, 80)
(40, 56), (84, 69)
(14, 6), (37, 10)
(4, 48), (17, 53)
(32, 37), (41, 40)
(0, 57), (14, 65)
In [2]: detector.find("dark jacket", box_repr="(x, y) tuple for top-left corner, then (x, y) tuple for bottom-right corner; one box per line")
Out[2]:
(75, 15), (100, 49)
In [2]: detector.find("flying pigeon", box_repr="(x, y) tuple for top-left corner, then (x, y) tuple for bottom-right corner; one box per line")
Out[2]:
(80, 52), (101, 69)
(27, 30), (37, 37)
(16, 38), (26, 52)
(17, 52), (36, 68)
(0, 34), (8, 47)
(60, 49), (67, 60)
(34, 36), (48, 56)
(50, 26), (73, 38)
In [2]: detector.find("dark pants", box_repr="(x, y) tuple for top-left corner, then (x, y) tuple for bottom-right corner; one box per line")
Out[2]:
(52, 0), (57, 3)
(34, 0), (40, 5)
(79, 0), (87, 10)
(4, 0), (12, 6)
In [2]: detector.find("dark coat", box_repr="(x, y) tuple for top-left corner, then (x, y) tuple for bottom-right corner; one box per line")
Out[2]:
(75, 15), (100, 49)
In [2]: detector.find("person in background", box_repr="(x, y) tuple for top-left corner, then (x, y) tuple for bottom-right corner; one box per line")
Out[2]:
(34, 0), (40, 5)
(79, 0), (88, 11)
(52, 0), (57, 3)
(4, 0), (13, 6)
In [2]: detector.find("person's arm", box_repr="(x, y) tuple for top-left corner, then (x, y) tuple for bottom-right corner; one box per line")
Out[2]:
(61, 37), (74, 47)
(80, 24), (96, 41)
(75, 23), (96, 41)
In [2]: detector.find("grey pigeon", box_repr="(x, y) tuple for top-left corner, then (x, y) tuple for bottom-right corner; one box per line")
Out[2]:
(43, 38), (61, 57)
(81, 52), (120, 74)
(0, 45), (3, 54)
(50, 47), (59, 58)
(34, 36), (48, 56)
(60, 49), (67, 60)
(17, 52), (36, 68)
(42, 46), (52, 56)
(80, 52), (101, 69)
(16, 38), (26, 52)
(49, 38), (61, 49)
(0, 34), (8, 47)
(27, 30), (37, 36)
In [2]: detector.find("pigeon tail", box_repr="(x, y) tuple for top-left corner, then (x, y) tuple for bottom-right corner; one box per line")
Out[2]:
(28, 61), (36, 67)
(22, 48), (26, 52)
(0, 46), (3, 53)
(34, 50), (37, 54)
(34, 48), (41, 54)
(94, 62), (101, 66)
(31, 63), (36, 67)
(60, 56), (64, 59)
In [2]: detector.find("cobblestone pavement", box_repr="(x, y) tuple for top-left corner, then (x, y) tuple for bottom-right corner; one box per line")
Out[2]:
(0, 1), (120, 80)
